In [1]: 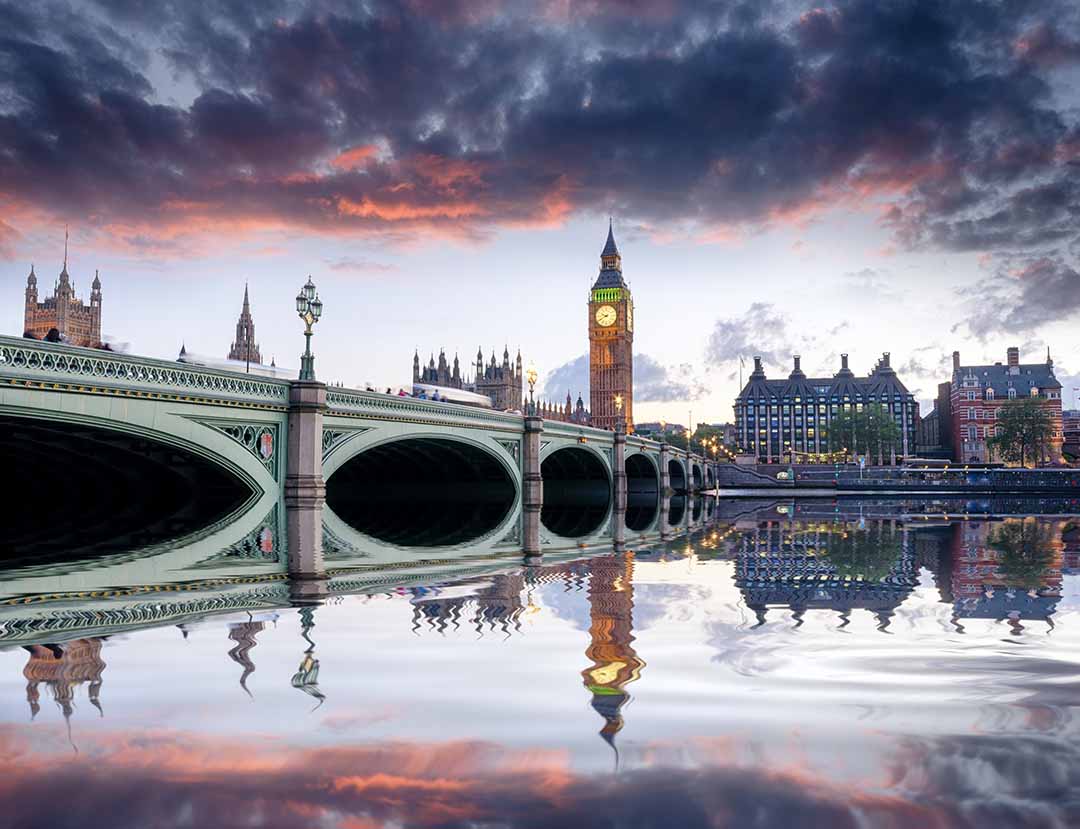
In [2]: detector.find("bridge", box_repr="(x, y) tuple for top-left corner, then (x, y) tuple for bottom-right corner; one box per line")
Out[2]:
(0, 336), (719, 574)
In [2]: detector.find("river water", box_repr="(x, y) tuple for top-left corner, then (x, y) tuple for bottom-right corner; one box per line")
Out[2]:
(1, 497), (1079, 828)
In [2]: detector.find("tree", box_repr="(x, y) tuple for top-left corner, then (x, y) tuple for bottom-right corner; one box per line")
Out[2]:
(987, 519), (1056, 590)
(826, 405), (902, 464)
(987, 398), (1053, 467)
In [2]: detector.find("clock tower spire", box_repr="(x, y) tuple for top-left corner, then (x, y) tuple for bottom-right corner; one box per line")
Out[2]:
(588, 220), (634, 432)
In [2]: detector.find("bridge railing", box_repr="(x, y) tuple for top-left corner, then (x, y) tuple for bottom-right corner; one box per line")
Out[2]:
(325, 386), (525, 430)
(0, 336), (291, 407)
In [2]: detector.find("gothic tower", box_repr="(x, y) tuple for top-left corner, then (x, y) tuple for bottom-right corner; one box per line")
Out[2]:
(23, 229), (103, 346)
(24, 264), (37, 334)
(228, 284), (262, 364)
(589, 221), (634, 431)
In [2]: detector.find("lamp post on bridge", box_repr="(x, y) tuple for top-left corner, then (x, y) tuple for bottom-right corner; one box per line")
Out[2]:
(295, 276), (323, 381)
(526, 363), (538, 416)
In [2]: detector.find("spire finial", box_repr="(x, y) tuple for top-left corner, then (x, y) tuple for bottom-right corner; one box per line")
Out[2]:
(63, 225), (68, 271)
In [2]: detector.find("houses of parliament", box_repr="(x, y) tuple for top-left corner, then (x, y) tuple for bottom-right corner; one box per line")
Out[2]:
(410, 222), (635, 427)
(23, 233), (102, 347)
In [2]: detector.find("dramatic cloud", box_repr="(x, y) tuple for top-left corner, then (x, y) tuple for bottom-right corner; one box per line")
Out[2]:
(0, 0), (1078, 261)
(2, 726), (1078, 828)
(705, 302), (793, 370)
(542, 352), (705, 403)
(960, 256), (1080, 339)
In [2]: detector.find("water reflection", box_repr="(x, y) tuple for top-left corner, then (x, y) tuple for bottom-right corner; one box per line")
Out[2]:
(2, 498), (1080, 827)
(581, 550), (644, 755)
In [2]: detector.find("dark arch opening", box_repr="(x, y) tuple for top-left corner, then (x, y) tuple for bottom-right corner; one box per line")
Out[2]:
(668, 459), (687, 493)
(541, 447), (610, 538)
(668, 495), (686, 526)
(0, 415), (253, 567)
(327, 438), (516, 547)
(692, 496), (703, 522)
(625, 453), (659, 532)
(692, 465), (703, 490)
(706, 467), (715, 488)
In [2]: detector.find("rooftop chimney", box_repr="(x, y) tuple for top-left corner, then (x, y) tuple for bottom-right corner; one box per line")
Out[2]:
(752, 355), (764, 376)
(1007, 346), (1019, 367)
(952, 351), (960, 372)
(793, 355), (801, 371)
(841, 353), (849, 370)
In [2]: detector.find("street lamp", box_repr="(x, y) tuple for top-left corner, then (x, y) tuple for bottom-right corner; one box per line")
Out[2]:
(295, 275), (323, 381)
(658, 418), (666, 444)
(526, 362), (538, 415)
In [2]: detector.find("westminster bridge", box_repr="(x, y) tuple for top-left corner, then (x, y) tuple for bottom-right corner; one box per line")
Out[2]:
(0, 335), (719, 582)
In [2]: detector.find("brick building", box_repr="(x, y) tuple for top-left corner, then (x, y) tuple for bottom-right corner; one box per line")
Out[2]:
(23, 233), (102, 347)
(947, 347), (1062, 464)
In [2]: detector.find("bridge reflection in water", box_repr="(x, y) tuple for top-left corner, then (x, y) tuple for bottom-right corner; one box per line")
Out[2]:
(2, 496), (1076, 767)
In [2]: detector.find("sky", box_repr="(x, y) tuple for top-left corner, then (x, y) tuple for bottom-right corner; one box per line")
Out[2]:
(3, 0), (1080, 426)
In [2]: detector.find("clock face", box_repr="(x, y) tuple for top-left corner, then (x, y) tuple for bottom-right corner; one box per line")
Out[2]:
(626, 302), (634, 332)
(595, 305), (617, 327)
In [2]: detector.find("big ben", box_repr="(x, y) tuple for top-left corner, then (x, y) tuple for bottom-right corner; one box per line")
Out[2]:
(589, 221), (634, 431)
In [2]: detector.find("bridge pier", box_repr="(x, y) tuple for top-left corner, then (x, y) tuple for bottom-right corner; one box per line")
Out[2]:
(612, 422), (627, 550)
(522, 415), (544, 561)
(659, 442), (671, 495)
(285, 380), (327, 578)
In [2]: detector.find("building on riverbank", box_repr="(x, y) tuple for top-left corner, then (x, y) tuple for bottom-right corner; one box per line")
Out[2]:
(23, 232), (102, 347)
(412, 346), (524, 411)
(943, 347), (1062, 464)
(733, 353), (917, 463)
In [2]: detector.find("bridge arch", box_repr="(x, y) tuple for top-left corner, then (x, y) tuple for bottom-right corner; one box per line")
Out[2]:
(540, 445), (611, 538)
(0, 412), (260, 561)
(691, 463), (704, 491)
(668, 458), (687, 492)
(625, 452), (659, 532)
(706, 466), (715, 489)
(325, 434), (518, 548)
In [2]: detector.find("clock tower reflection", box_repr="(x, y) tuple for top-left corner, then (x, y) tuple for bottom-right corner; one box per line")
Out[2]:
(581, 550), (645, 759)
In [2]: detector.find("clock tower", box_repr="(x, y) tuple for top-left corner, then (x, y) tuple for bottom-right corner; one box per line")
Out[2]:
(589, 221), (634, 431)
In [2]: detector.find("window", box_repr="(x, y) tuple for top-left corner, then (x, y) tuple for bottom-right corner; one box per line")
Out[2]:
(967, 426), (976, 441)
(966, 408), (974, 420)
(986, 388), (994, 400)
(1008, 388), (1016, 400)
(967, 391), (976, 401)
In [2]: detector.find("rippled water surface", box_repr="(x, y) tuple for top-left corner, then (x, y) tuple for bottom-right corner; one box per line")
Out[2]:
(2, 498), (1079, 828)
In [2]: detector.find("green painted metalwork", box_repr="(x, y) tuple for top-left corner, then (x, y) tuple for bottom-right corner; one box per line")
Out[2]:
(591, 287), (623, 303)
(0, 335), (289, 406)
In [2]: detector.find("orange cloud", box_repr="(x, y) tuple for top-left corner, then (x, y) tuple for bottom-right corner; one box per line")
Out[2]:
(331, 145), (380, 171)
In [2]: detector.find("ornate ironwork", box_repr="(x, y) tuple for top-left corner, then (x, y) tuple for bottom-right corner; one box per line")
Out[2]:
(496, 438), (521, 465)
(191, 418), (280, 478)
(322, 427), (370, 460)
(326, 387), (527, 431)
(0, 336), (289, 406)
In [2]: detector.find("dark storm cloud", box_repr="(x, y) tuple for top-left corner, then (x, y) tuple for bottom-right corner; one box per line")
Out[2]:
(4, 728), (1079, 828)
(0, 0), (1079, 278)
(543, 352), (704, 403)
(960, 256), (1080, 339)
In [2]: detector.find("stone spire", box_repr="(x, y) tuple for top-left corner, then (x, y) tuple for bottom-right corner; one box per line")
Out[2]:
(602, 217), (618, 257)
(594, 219), (626, 289)
(227, 283), (262, 364)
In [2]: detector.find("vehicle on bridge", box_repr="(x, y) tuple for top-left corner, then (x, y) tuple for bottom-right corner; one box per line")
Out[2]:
(412, 382), (493, 409)
(177, 350), (295, 380)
